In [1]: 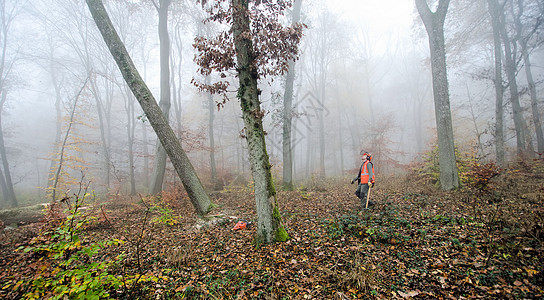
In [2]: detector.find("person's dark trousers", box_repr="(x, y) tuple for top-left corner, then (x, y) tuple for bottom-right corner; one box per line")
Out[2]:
(358, 184), (374, 208)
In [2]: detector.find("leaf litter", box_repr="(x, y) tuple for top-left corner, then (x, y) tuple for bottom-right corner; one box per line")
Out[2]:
(0, 170), (542, 299)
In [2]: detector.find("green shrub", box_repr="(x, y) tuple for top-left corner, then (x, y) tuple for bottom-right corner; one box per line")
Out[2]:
(19, 192), (125, 299)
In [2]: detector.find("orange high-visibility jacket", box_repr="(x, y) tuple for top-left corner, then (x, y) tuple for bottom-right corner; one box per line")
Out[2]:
(360, 160), (375, 184)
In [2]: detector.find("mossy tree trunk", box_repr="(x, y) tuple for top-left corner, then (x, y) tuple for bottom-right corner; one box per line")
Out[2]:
(86, 0), (212, 215)
(232, 0), (288, 244)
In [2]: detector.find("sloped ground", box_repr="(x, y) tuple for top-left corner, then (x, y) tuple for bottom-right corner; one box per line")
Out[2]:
(0, 168), (542, 299)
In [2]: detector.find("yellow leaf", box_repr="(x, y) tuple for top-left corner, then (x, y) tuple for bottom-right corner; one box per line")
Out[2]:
(525, 268), (538, 277)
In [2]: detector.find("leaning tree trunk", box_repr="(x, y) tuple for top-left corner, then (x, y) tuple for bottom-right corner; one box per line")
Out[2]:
(149, 0), (172, 195)
(282, 0), (302, 191)
(86, 0), (212, 215)
(415, 0), (459, 190)
(487, 0), (505, 166)
(232, 0), (288, 244)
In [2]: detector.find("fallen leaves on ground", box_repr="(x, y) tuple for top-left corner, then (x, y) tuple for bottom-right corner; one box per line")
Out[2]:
(0, 171), (542, 299)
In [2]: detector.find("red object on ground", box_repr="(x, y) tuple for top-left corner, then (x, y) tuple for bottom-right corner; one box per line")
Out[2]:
(232, 220), (247, 230)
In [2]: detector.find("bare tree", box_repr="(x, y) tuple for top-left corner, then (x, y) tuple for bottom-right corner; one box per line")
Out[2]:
(282, 0), (302, 190)
(497, 0), (528, 155)
(301, 10), (344, 178)
(50, 78), (90, 202)
(415, 0), (459, 190)
(513, 0), (543, 155)
(0, 0), (21, 207)
(122, 84), (137, 195)
(149, 0), (172, 195)
(487, 0), (506, 166)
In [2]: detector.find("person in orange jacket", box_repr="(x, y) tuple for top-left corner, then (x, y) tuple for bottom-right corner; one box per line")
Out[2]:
(351, 150), (375, 208)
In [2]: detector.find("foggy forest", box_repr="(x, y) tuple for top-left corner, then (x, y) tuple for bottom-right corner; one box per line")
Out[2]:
(0, 0), (543, 299)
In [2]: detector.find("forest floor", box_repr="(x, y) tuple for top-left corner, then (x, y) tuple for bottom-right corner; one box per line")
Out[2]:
(0, 164), (543, 299)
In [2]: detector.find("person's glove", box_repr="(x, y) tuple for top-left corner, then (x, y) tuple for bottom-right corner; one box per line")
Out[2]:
(350, 179), (355, 184)
(368, 182), (374, 188)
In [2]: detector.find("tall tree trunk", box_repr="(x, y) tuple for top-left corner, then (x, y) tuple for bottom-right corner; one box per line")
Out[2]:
(498, 2), (526, 155)
(171, 17), (183, 140)
(232, 0), (288, 244)
(47, 49), (63, 190)
(305, 125), (312, 178)
(514, 0), (544, 155)
(415, 0), (459, 190)
(0, 93), (16, 207)
(338, 109), (344, 175)
(90, 76), (112, 193)
(149, 0), (172, 195)
(0, 1), (16, 207)
(86, 0), (212, 215)
(318, 82), (325, 178)
(521, 47), (544, 154)
(282, 0), (302, 190)
(125, 85), (137, 196)
(142, 121), (150, 188)
(206, 76), (219, 189)
(0, 115), (15, 206)
(487, 0), (505, 166)
(0, 165), (9, 207)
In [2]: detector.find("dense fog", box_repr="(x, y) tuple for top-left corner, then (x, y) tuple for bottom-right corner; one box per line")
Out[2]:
(0, 0), (542, 208)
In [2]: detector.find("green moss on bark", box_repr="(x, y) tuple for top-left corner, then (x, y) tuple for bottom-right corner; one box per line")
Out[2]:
(273, 205), (289, 242)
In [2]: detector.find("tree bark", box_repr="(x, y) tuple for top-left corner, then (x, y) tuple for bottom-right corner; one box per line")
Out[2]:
(125, 85), (137, 195)
(86, 0), (212, 215)
(0, 2), (17, 207)
(318, 77), (326, 178)
(282, 0), (302, 191)
(46, 41), (63, 191)
(0, 107), (16, 207)
(0, 165), (9, 207)
(149, 0), (172, 195)
(498, 1), (526, 155)
(90, 76), (112, 192)
(522, 48), (544, 155)
(232, 0), (288, 244)
(415, 0), (459, 190)
(515, 0), (544, 155)
(487, 0), (505, 166)
(206, 76), (219, 189)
